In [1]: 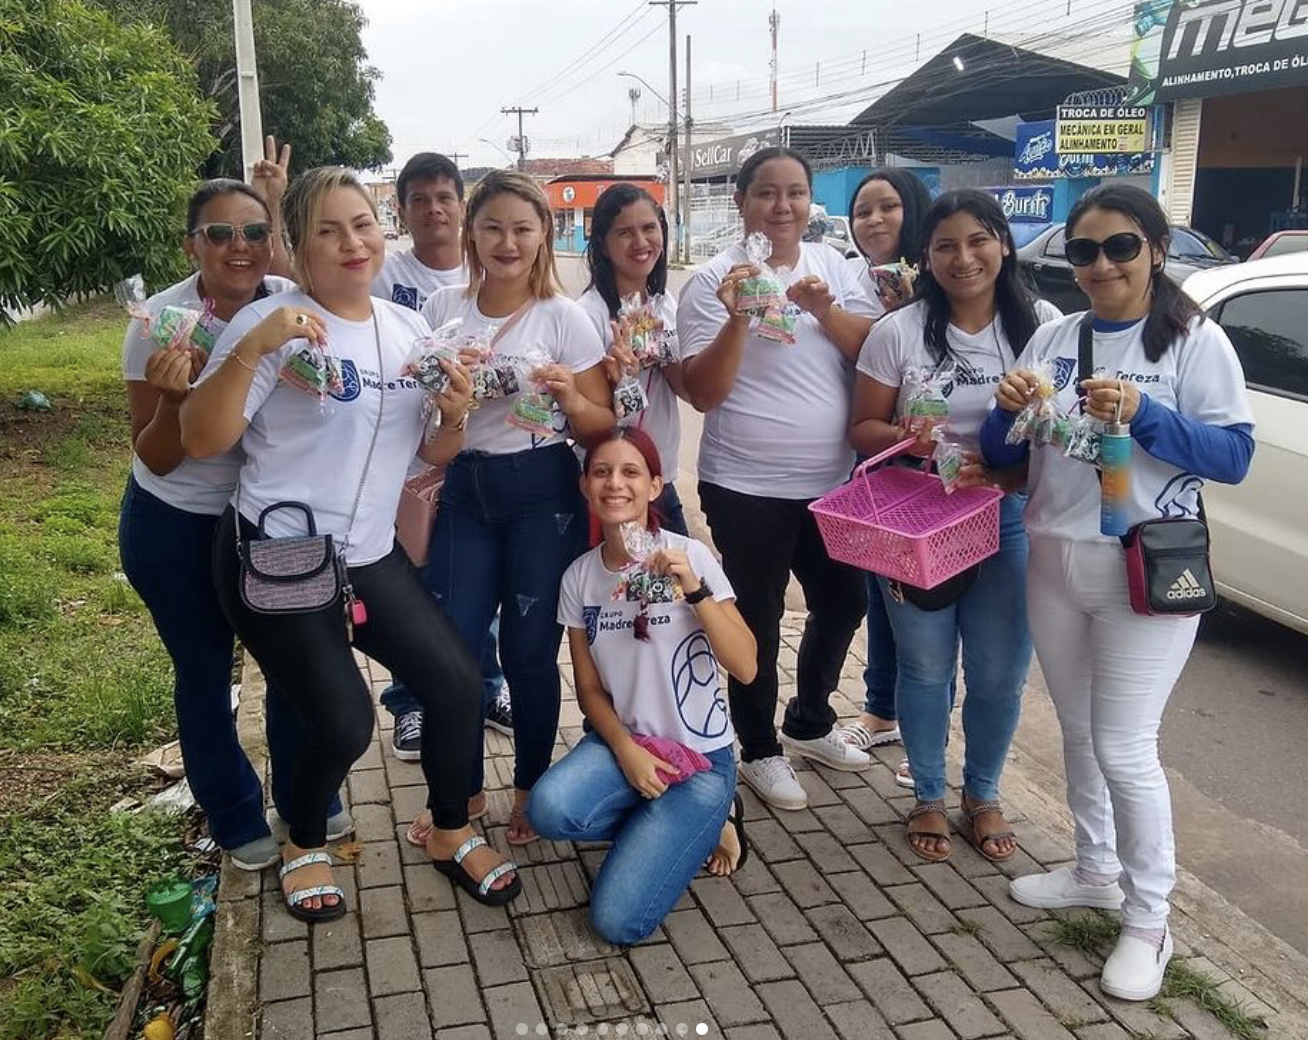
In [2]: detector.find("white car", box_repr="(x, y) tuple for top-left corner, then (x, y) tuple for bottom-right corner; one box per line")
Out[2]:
(1183, 253), (1308, 634)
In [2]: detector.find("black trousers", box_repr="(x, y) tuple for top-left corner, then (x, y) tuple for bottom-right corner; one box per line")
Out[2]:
(699, 482), (868, 763)
(214, 508), (482, 848)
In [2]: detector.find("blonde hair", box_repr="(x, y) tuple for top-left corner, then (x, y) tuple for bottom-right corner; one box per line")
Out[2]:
(462, 170), (559, 299)
(282, 166), (379, 292)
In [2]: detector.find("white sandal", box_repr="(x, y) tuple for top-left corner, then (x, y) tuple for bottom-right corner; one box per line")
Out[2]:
(837, 720), (902, 751)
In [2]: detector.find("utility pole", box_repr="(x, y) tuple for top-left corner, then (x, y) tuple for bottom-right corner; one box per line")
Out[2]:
(683, 34), (693, 265)
(769, 8), (780, 114)
(447, 151), (468, 166)
(500, 106), (538, 171)
(232, 0), (263, 182)
(650, 0), (696, 260)
(628, 87), (641, 127)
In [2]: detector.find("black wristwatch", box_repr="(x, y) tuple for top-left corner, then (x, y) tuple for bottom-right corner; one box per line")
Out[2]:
(684, 581), (712, 605)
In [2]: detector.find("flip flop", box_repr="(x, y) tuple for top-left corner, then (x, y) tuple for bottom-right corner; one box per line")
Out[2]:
(712, 792), (749, 874)
(432, 835), (521, 907)
(837, 720), (902, 751)
(279, 851), (347, 923)
(904, 800), (952, 863)
(506, 805), (538, 846)
(960, 798), (1017, 863)
(406, 799), (488, 848)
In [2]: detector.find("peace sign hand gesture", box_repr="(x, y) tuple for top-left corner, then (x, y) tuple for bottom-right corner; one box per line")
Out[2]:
(251, 135), (292, 209)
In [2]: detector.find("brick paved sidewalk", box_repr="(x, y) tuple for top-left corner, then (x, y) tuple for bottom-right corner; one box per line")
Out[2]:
(208, 616), (1302, 1040)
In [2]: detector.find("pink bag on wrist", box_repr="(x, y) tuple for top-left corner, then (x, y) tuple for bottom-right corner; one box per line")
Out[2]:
(631, 733), (713, 785)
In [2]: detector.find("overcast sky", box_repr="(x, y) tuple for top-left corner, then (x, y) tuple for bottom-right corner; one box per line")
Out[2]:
(355, 0), (1136, 172)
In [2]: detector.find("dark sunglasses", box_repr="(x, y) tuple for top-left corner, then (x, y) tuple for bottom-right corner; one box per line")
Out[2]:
(188, 222), (272, 246)
(1065, 232), (1144, 267)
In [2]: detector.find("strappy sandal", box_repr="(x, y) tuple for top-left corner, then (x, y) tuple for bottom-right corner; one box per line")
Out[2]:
(432, 835), (522, 907)
(960, 797), (1017, 863)
(837, 720), (902, 751)
(905, 800), (952, 863)
(279, 851), (347, 923)
(506, 805), (538, 846)
(705, 793), (749, 875)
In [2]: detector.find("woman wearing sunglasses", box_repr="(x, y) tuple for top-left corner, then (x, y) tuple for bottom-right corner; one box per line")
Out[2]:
(118, 177), (352, 872)
(980, 184), (1254, 1000)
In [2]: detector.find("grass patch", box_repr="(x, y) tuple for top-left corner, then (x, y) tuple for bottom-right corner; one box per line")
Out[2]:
(950, 917), (985, 939)
(1, 299), (191, 1037)
(1046, 911), (1268, 1040)
(0, 758), (190, 1040)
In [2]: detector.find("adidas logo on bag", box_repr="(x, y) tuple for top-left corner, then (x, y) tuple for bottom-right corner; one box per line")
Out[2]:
(1166, 569), (1208, 601)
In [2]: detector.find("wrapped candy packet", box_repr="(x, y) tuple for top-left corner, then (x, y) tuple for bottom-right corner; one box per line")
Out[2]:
(403, 320), (468, 394)
(1005, 359), (1071, 449)
(736, 232), (797, 346)
(903, 361), (954, 430)
(503, 348), (559, 437)
(1063, 412), (1103, 466)
(279, 337), (344, 401)
(114, 274), (210, 352)
(932, 430), (967, 494)
(618, 293), (676, 367)
(613, 373), (648, 423)
(869, 259), (919, 307)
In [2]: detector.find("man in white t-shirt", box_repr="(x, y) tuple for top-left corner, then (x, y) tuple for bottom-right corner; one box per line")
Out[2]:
(372, 153), (468, 310)
(370, 152), (510, 766)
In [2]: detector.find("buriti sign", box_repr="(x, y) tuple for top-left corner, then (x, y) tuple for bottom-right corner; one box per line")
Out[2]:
(1055, 106), (1151, 153)
(1127, 0), (1308, 103)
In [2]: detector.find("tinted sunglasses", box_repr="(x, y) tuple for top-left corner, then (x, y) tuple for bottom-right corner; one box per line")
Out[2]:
(188, 222), (272, 246)
(1065, 232), (1144, 267)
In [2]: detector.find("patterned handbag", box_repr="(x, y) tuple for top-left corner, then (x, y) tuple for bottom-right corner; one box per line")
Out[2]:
(239, 502), (343, 614)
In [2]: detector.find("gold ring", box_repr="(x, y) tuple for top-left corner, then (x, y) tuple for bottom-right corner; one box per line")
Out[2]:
(295, 314), (307, 326)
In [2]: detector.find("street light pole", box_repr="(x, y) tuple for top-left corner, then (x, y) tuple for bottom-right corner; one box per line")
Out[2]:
(683, 34), (692, 265)
(232, 0), (263, 182)
(650, 1), (696, 262)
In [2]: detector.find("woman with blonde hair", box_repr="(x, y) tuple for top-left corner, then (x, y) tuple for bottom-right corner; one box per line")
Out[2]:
(182, 166), (518, 920)
(418, 169), (614, 846)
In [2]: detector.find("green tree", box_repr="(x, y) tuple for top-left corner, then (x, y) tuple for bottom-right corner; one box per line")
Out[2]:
(103, 0), (393, 176)
(0, 0), (217, 317)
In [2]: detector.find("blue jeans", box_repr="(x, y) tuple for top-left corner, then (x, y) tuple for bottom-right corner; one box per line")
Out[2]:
(878, 494), (1032, 803)
(118, 477), (339, 848)
(427, 444), (587, 793)
(862, 575), (898, 719)
(528, 733), (736, 945)
(380, 616), (504, 719)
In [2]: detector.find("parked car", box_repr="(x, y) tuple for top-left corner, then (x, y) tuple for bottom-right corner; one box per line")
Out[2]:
(383, 225), (400, 240)
(1183, 252), (1308, 635)
(1248, 229), (1308, 262)
(1018, 222), (1235, 313)
(804, 211), (860, 259)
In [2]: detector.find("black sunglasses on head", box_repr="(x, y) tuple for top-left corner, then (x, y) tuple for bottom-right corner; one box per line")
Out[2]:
(1065, 232), (1144, 267)
(188, 221), (272, 246)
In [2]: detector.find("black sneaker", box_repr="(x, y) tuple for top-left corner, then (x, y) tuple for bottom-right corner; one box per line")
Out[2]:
(484, 691), (513, 736)
(392, 710), (423, 761)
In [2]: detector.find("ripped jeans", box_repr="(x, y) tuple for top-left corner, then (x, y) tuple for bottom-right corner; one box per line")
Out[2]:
(427, 444), (588, 795)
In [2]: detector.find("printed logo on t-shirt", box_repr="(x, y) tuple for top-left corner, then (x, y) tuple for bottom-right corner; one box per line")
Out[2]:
(951, 358), (1001, 390)
(671, 630), (728, 739)
(582, 605), (601, 645)
(1155, 473), (1203, 519)
(391, 284), (421, 311)
(1116, 370), (1162, 384)
(332, 359), (362, 402)
(1052, 356), (1077, 391)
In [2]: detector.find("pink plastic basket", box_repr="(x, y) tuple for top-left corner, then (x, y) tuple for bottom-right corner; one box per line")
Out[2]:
(809, 438), (1003, 588)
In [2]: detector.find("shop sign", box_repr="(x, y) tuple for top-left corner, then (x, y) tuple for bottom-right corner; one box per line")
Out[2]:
(562, 186), (576, 203)
(1014, 120), (1156, 180)
(988, 186), (1055, 224)
(1056, 106), (1151, 153)
(1127, 0), (1308, 104)
(689, 129), (781, 179)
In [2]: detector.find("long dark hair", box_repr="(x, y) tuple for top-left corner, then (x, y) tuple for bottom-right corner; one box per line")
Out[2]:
(585, 184), (669, 319)
(917, 189), (1039, 364)
(1066, 183), (1201, 363)
(847, 168), (933, 266)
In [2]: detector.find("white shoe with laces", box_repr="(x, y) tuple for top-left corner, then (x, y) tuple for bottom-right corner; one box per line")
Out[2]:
(738, 755), (808, 810)
(1101, 926), (1172, 1002)
(780, 729), (871, 772)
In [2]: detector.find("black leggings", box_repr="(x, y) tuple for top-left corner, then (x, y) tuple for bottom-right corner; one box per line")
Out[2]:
(214, 508), (481, 848)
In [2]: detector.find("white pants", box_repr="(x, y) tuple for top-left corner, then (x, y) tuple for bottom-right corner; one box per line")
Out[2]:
(1027, 537), (1198, 929)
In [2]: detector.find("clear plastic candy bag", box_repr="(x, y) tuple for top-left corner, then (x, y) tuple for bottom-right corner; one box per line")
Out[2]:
(903, 361), (955, 430)
(503, 347), (558, 437)
(114, 274), (207, 351)
(279, 338), (344, 401)
(613, 373), (648, 423)
(932, 430), (967, 494)
(619, 293), (676, 367)
(1005, 359), (1067, 448)
(736, 232), (788, 313)
(402, 319), (467, 394)
(1063, 413), (1103, 466)
(869, 259), (919, 307)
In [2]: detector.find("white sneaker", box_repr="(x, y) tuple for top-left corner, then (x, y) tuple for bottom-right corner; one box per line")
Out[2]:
(739, 756), (808, 810)
(1009, 866), (1125, 911)
(1101, 927), (1172, 1002)
(780, 730), (871, 772)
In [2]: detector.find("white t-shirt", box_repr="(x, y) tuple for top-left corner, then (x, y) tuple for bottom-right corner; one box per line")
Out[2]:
(576, 287), (682, 482)
(204, 290), (433, 565)
(844, 255), (888, 322)
(677, 242), (878, 499)
(857, 298), (1062, 452)
(371, 250), (466, 311)
(1017, 313), (1255, 543)
(558, 532), (736, 754)
(121, 273), (295, 515)
(422, 287), (605, 455)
